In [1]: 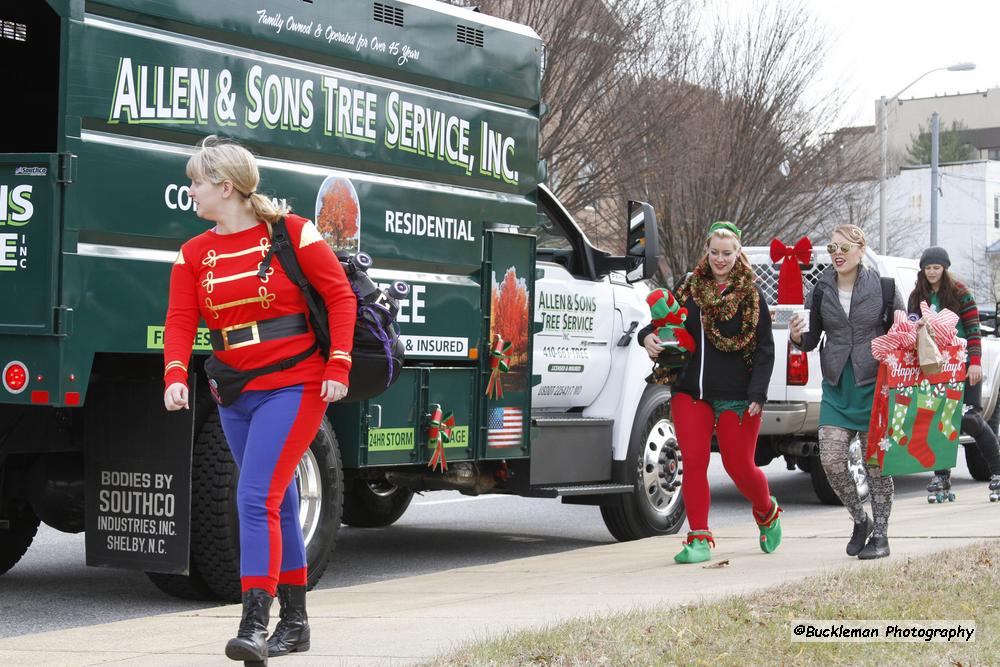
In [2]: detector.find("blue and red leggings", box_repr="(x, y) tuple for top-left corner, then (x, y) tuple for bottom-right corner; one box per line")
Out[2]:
(218, 383), (326, 595)
(671, 392), (772, 531)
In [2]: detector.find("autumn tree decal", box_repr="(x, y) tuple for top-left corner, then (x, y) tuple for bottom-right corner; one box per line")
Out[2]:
(490, 266), (529, 391)
(315, 176), (360, 252)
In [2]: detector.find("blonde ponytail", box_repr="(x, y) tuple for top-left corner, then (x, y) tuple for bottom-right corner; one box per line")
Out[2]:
(247, 192), (287, 224)
(186, 135), (288, 223)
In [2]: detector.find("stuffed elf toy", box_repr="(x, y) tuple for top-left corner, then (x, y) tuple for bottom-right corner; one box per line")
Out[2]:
(646, 288), (696, 355)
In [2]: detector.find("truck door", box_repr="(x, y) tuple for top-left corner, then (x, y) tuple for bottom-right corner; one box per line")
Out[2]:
(532, 207), (614, 408)
(0, 154), (63, 335)
(0, 2), (64, 336)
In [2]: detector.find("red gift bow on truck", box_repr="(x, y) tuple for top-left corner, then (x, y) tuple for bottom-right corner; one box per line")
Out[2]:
(427, 405), (455, 473)
(867, 306), (966, 464)
(485, 333), (512, 399)
(769, 237), (812, 305)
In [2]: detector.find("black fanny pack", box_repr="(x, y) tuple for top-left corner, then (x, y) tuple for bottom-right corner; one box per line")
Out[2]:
(204, 343), (318, 407)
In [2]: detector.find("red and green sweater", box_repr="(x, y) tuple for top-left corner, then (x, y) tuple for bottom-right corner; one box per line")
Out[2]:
(163, 214), (357, 390)
(922, 284), (981, 366)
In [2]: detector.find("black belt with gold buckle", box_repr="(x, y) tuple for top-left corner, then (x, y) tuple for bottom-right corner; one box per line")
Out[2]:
(210, 313), (310, 351)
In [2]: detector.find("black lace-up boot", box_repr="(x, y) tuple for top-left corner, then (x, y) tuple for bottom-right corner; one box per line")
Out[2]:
(846, 515), (873, 556)
(225, 588), (273, 664)
(266, 584), (311, 657)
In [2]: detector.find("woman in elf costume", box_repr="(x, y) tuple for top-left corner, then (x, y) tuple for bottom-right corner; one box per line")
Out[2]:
(790, 225), (903, 560)
(638, 221), (780, 564)
(908, 246), (1000, 501)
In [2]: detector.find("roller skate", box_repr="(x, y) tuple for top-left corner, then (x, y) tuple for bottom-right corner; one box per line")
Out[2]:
(989, 475), (1000, 503)
(926, 472), (955, 503)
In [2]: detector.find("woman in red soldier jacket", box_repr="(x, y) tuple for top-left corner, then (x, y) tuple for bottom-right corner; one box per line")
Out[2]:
(163, 136), (356, 663)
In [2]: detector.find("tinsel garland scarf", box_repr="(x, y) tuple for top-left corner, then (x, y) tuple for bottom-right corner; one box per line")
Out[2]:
(677, 257), (759, 367)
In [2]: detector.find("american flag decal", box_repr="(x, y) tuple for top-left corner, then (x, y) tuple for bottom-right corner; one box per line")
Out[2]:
(487, 406), (523, 448)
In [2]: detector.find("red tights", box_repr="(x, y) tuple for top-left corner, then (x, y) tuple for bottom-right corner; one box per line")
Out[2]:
(671, 392), (772, 531)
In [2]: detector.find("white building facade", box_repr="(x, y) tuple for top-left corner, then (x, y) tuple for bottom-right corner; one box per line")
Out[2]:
(882, 160), (1000, 305)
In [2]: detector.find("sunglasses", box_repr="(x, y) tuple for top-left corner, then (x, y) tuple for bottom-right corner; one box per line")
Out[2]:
(826, 242), (860, 254)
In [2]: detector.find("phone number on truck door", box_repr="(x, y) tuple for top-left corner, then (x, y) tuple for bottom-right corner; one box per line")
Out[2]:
(542, 345), (590, 360)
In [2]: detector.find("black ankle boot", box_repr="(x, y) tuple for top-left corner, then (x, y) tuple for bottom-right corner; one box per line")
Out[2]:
(846, 515), (873, 556)
(266, 584), (311, 657)
(225, 588), (273, 664)
(857, 535), (890, 560)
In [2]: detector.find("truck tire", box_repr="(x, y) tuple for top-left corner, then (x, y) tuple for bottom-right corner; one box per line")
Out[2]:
(146, 561), (216, 601)
(341, 479), (414, 528)
(145, 392), (220, 600)
(964, 443), (991, 482)
(601, 386), (686, 540)
(188, 411), (343, 602)
(0, 499), (40, 576)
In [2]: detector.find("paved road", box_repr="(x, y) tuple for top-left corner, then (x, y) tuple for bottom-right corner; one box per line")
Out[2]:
(0, 455), (980, 638)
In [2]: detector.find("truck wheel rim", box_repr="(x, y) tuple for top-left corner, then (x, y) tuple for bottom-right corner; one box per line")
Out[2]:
(641, 418), (682, 517)
(366, 479), (398, 498)
(295, 448), (323, 547)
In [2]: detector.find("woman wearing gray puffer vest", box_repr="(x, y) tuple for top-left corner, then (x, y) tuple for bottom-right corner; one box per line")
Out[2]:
(789, 225), (903, 560)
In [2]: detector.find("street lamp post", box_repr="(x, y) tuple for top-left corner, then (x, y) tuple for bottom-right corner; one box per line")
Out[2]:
(877, 62), (975, 254)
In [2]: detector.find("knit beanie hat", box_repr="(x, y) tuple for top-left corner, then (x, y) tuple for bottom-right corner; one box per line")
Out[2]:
(919, 246), (951, 269)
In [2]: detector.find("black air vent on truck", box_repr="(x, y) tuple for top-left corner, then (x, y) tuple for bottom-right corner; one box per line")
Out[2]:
(373, 2), (404, 27)
(2, 20), (27, 42)
(456, 24), (484, 47)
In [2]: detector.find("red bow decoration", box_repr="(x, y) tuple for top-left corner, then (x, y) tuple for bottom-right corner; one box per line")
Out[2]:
(769, 237), (812, 305)
(427, 405), (455, 473)
(486, 333), (513, 399)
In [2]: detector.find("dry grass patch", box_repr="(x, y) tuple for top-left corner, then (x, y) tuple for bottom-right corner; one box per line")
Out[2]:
(426, 540), (1000, 666)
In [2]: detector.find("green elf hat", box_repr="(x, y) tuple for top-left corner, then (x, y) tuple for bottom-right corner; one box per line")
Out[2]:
(708, 221), (742, 240)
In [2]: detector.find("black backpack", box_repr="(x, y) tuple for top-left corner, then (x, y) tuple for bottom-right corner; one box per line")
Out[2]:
(264, 218), (406, 403)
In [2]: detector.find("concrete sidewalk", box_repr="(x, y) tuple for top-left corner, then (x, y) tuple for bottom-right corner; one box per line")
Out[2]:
(2, 493), (998, 666)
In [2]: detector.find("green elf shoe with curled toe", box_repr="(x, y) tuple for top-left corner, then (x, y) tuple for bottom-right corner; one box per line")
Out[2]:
(674, 530), (715, 564)
(754, 496), (783, 554)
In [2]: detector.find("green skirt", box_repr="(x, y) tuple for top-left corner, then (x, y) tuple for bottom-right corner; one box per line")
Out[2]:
(819, 362), (875, 432)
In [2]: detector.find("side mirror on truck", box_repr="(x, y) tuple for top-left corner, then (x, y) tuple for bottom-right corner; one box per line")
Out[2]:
(624, 200), (658, 283)
(591, 199), (659, 282)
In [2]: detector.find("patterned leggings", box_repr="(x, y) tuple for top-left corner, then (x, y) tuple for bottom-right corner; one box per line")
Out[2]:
(818, 426), (894, 539)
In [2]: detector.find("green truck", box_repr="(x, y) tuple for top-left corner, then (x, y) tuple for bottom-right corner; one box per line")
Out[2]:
(0, 0), (682, 601)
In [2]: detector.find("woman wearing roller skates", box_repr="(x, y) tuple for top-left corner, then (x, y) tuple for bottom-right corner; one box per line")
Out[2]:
(908, 246), (1000, 503)
(790, 225), (903, 560)
(638, 222), (780, 565)
(163, 136), (357, 663)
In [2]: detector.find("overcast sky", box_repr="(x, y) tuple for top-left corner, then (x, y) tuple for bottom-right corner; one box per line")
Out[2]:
(803, 0), (999, 128)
